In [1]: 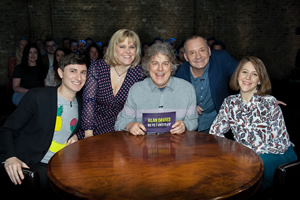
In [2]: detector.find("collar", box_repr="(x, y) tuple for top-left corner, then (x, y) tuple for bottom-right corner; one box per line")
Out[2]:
(147, 76), (175, 92)
(189, 62), (210, 80)
(237, 93), (261, 105)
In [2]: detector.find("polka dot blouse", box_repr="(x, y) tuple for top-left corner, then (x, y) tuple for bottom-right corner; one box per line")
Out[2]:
(78, 59), (144, 139)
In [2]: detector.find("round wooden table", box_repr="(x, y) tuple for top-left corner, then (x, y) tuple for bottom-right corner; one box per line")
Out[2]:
(48, 131), (264, 199)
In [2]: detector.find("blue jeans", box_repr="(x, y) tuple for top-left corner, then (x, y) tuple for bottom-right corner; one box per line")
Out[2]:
(12, 92), (25, 106)
(259, 146), (298, 191)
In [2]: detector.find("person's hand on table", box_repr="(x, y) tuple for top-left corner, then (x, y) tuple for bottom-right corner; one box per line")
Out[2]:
(126, 122), (146, 135)
(84, 130), (94, 138)
(67, 134), (78, 146)
(4, 156), (29, 185)
(170, 120), (186, 134)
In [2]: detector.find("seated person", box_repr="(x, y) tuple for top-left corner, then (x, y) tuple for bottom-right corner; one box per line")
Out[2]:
(12, 43), (47, 106)
(211, 40), (226, 50)
(0, 53), (87, 197)
(209, 56), (297, 192)
(115, 43), (198, 135)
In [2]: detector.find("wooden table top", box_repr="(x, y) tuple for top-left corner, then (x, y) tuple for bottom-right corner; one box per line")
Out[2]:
(47, 131), (264, 199)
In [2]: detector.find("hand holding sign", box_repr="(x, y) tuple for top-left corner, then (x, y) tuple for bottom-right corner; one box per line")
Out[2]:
(170, 120), (186, 134)
(142, 112), (176, 134)
(126, 122), (146, 136)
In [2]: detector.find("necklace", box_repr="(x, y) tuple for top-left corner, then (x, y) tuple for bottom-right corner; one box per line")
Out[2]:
(113, 66), (131, 84)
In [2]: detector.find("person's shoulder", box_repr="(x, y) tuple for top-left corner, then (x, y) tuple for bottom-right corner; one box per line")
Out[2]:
(210, 50), (238, 72)
(175, 61), (190, 81)
(99, 58), (107, 65)
(88, 59), (109, 75)
(131, 77), (148, 89)
(90, 59), (106, 67)
(173, 77), (192, 87)
(14, 63), (24, 69)
(260, 95), (277, 105)
(129, 64), (143, 74)
(20, 87), (56, 105)
(176, 61), (189, 73)
(210, 50), (236, 63)
(224, 94), (239, 104)
(128, 64), (145, 81)
(131, 64), (142, 70)
(93, 59), (107, 68)
(173, 77), (195, 95)
(30, 87), (57, 95)
(211, 49), (231, 57)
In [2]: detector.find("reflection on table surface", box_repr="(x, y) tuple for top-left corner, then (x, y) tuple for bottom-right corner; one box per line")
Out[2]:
(48, 131), (264, 200)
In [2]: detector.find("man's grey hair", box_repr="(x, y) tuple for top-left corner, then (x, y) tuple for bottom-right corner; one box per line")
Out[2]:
(142, 43), (178, 77)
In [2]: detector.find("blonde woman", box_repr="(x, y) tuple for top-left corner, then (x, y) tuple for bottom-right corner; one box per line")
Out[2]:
(80, 29), (144, 138)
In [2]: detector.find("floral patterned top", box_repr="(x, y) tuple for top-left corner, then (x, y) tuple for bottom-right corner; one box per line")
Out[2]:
(78, 59), (144, 139)
(209, 94), (293, 154)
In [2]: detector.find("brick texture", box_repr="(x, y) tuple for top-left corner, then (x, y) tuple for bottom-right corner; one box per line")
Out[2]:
(0, 0), (299, 85)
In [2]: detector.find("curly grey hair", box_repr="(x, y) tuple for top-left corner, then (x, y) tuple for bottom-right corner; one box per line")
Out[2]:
(141, 43), (178, 77)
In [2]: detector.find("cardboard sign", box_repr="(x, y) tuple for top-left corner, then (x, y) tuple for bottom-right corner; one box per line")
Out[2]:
(142, 112), (176, 133)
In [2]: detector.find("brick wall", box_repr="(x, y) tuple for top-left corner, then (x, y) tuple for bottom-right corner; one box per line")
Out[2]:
(0, 0), (299, 85)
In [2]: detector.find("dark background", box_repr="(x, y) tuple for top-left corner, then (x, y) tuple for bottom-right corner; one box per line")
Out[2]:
(0, 0), (299, 156)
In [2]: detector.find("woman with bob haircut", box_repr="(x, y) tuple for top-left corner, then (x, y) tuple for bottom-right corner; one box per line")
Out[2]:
(209, 56), (297, 193)
(79, 29), (144, 138)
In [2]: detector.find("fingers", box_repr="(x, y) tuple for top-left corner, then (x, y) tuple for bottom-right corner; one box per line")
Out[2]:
(277, 100), (287, 106)
(21, 162), (30, 169)
(197, 105), (204, 115)
(67, 135), (78, 146)
(127, 122), (146, 135)
(170, 120), (186, 135)
(5, 158), (26, 185)
(84, 130), (94, 138)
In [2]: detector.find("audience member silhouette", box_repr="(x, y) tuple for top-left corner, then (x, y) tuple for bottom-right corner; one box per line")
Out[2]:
(12, 43), (47, 105)
(85, 43), (102, 69)
(70, 39), (78, 54)
(78, 40), (87, 55)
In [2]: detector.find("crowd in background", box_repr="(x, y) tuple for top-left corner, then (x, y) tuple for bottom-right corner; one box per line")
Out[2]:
(7, 35), (226, 105)
(2, 29), (297, 199)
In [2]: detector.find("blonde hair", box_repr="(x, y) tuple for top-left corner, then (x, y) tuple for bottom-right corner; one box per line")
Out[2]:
(104, 29), (141, 67)
(230, 56), (272, 96)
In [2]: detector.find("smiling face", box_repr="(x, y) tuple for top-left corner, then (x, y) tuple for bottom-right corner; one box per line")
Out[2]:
(89, 47), (99, 61)
(56, 50), (65, 63)
(238, 61), (261, 96)
(58, 64), (87, 94)
(184, 37), (211, 70)
(45, 41), (57, 55)
(149, 53), (172, 88)
(28, 47), (38, 65)
(115, 37), (136, 67)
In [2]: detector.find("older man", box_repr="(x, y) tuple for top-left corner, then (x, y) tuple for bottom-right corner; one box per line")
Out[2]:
(176, 36), (238, 133)
(115, 43), (198, 135)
